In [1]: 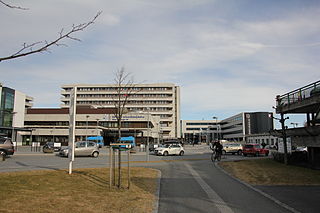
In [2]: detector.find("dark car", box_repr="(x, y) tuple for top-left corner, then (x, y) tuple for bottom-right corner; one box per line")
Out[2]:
(43, 142), (54, 153)
(242, 144), (269, 157)
(43, 142), (61, 152)
(0, 137), (15, 157)
(149, 144), (158, 152)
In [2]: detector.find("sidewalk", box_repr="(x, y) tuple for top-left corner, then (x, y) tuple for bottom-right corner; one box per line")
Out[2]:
(256, 185), (320, 213)
(216, 161), (320, 213)
(14, 144), (212, 155)
(13, 146), (150, 156)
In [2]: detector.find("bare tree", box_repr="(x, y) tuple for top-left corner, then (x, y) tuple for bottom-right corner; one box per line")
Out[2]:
(112, 68), (142, 188)
(0, 1), (102, 62)
(0, 0), (28, 10)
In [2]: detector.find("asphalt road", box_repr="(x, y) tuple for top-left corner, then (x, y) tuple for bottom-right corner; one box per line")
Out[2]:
(1, 145), (319, 213)
(151, 159), (293, 213)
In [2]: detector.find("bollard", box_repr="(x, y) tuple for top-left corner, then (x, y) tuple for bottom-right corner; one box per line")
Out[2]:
(1, 153), (5, 161)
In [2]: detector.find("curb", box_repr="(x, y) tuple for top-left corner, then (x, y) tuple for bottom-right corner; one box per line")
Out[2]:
(215, 162), (300, 213)
(153, 169), (161, 213)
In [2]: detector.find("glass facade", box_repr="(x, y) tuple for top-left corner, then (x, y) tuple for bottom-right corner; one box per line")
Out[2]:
(0, 87), (15, 127)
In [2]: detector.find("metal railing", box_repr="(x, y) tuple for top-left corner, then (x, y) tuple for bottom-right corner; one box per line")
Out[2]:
(276, 80), (320, 107)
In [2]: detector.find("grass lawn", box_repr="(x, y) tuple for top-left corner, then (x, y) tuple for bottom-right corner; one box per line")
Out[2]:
(219, 158), (320, 185)
(0, 167), (159, 213)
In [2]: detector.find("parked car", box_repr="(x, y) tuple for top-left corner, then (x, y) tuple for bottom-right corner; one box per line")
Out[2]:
(242, 144), (269, 157)
(0, 137), (14, 157)
(149, 144), (159, 152)
(154, 144), (184, 156)
(295, 146), (308, 153)
(222, 143), (243, 155)
(43, 142), (60, 153)
(59, 141), (99, 158)
(43, 144), (54, 153)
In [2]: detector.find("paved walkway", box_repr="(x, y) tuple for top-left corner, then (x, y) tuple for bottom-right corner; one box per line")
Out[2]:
(255, 185), (320, 213)
(10, 145), (320, 213)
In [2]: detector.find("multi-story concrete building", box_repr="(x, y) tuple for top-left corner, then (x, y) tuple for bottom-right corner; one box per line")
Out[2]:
(60, 83), (180, 139)
(0, 84), (33, 143)
(181, 112), (274, 145)
(180, 120), (220, 143)
(220, 112), (274, 142)
(22, 106), (161, 146)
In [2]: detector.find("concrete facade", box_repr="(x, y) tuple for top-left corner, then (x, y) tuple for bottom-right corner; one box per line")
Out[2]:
(180, 120), (219, 143)
(181, 112), (274, 144)
(60, 83), (180, 139)
(220, 112), (274, 142)
(22, 107), (161, 146)
(0, 84), (33, 142)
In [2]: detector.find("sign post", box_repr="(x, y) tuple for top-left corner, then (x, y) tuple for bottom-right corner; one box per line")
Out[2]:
(68, 87), (77, 174)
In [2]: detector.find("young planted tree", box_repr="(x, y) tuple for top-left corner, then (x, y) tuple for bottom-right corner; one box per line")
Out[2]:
(112, 68), (142, 188)
(0, 0), (101, 62)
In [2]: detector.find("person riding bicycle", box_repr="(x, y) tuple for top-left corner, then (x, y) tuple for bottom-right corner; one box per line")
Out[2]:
(210, 140), (222, 152)
(213, 141), (223, 156)
(210, 140), (223, 161)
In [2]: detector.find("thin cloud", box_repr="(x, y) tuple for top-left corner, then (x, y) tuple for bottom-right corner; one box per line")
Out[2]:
(1, 0), (319, 126)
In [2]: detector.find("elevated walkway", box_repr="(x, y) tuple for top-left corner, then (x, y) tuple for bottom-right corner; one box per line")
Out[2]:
(274, 80), (320, 168)
(276, 80), (320, 123)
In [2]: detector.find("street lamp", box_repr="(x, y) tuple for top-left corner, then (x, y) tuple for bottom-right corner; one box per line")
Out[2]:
(96, 119), (100, 142)
(146, 107), (150, 161)
(51, 127), (55, 142)
(212, 116), (218, 141)
(86, 115), (90, 140)
(11, 111), (17, 140)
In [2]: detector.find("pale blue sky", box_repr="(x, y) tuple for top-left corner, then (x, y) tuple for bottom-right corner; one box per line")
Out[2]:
(1, 0), (320, 128)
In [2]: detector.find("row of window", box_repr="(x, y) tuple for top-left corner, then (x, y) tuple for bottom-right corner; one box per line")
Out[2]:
(62, 102), (174, 111)
(186, 128), (212, 131)
(24, 121), (149, 128)
(225, 116), (243, 123)
(64, 87), (173, 92)
(185, 122), (216, 126)
(74, 94), (173, 98)
(247, 138), (278, 145)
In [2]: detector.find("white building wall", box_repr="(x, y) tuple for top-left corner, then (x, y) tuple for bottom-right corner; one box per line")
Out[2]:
(13, 90), (27, 128)
(23, 112), (161, 141)
(60, 83), (180, 139)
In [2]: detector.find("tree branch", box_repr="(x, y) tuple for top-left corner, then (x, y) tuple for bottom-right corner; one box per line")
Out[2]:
(0, 11), (102, 62)
(0, 0), (28, 10)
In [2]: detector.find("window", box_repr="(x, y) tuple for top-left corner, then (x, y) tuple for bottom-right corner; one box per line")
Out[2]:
(78, 142), (86, 147)
(88, 142), (95, 147)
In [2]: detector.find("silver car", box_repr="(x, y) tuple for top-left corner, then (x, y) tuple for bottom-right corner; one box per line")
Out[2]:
(59, 141), (99, 157)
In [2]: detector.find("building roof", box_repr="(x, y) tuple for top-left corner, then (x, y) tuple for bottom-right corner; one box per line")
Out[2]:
(26, 106), (116, 114)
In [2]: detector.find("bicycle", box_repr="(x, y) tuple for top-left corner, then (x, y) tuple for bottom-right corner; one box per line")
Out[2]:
(210, 148), (222, 162)
(210, 149), (216, 162)
(211, 150), (222, 162)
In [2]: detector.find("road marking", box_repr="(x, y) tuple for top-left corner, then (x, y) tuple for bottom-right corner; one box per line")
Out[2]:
(185, 163), (234, 213)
